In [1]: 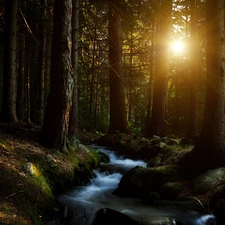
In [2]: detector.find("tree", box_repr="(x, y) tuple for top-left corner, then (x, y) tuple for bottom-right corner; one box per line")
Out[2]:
(107, 0), (129, 134)
(2, 0), (18, 123)
(37, 0), (47, 125)
(178, 0), (225, 175)
(68, 0), (79, 146)
(146, 0), (172, 137)
(186, 0), (198, 139)
(42, 0), (74, 151)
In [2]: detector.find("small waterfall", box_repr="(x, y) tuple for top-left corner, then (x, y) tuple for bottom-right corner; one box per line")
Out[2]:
(56, 146), (216, 225)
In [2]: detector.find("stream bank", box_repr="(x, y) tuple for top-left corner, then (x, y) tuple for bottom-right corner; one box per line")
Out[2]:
(1, 125), (225, 225)
(0, 123), (105, 225)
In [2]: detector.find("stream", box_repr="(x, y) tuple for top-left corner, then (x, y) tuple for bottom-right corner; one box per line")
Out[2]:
(57, 146), (216, 225)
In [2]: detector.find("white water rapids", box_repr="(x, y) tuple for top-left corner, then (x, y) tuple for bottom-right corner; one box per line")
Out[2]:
(57, 146), (216, 225)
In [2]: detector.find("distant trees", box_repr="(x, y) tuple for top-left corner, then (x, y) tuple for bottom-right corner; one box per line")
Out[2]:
(1, 0), (225, 154)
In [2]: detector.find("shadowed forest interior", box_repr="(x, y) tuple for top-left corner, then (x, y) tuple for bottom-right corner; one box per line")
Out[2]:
(1, 0), (225, 225)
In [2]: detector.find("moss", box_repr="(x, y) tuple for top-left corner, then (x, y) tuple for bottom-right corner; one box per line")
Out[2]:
(138, 138), (150, 146)
(0, 138), (14, 152)
(30, 165), (54, 200)
(0, 126), (114, 225)
(157, 165), (183, 181)
(163, 145), (183, 152)
(26, 204), (45, 225)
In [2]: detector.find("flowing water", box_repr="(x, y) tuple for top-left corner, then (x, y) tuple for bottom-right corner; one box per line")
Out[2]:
(57, 146), (216, 225)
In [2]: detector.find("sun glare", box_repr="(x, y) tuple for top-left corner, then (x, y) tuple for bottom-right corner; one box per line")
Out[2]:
(170, 41), (185, 54)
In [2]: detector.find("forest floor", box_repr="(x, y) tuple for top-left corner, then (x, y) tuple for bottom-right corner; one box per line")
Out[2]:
(0, 123), (102, 225)
(0, 124), (222, 225)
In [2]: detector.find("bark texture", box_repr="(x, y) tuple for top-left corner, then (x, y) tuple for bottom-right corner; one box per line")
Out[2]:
(42, 0), (74, 151)
(68, 0), (79, 146)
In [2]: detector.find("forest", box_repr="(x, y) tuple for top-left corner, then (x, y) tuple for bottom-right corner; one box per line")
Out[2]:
(1, 0), (225, 224)
(1, 0), (225, 168)
(0, 0), (205, 141)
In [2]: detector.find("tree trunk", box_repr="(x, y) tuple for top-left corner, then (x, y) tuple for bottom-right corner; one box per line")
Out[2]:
(186, 0), (198, 139)
(37, 0), (47, 125)
(68, 0), (79, 146)
(42, 0), (74, 151)
(147, 0), (171, 137)
(2, 0), (18, 123)
(146, 20), (155, 134)
(178, 0), (225, 175)
(107, 0), (129, 134)
(17, 34), (26, 120)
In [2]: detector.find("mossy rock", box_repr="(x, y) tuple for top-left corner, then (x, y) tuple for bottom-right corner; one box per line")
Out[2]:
(138, 137), (150, 146)
(160, 182), (183, 199)
(162, 145), (182, 153)
(141, 192), (161, 204)
(113, 165), (183, 198)
(193, 167), (225, 194)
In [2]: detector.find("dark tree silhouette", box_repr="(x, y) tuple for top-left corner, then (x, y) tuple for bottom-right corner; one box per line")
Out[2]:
(178, 0), (225, 176)
(147, 0), (172, 137)
(42, 0), (74, 151)
(107, 0), (129, 134)
(2, 0), (18, 123)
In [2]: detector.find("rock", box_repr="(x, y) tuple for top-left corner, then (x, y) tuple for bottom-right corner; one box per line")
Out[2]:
(147, 156), (161, 167)
(159, 142), (167, 149)
(141, 192), (161, 204)
(138, 146), (158, 161)
(140, 216), (182, 225)
(161, 137), (168, 143)
(151, 136), (161, 145)
(167, 138), (180, 145)
(98, 151), (110, 163)
(92, 208), (138, 225)
(45, 154), (54, 162)
(139, 137), (150, 146)
(160, 182), (183, 200)
(193, 167), (225, 194)
(161, 150), (179, 162)
(24, 162), (35, 175)
(113, 165), (183, 198)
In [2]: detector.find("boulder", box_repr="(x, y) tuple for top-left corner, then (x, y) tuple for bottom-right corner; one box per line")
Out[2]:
(160, 182), (183, 200)
(141, 192), (161, 204)
(151, 136), (161, 145)
(193, 167), (225, 194)
(113, 165), (183, 198)
(147, 156), (161, 167)
(138, 146), (158, 161)
(92, 208), (138, 225)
